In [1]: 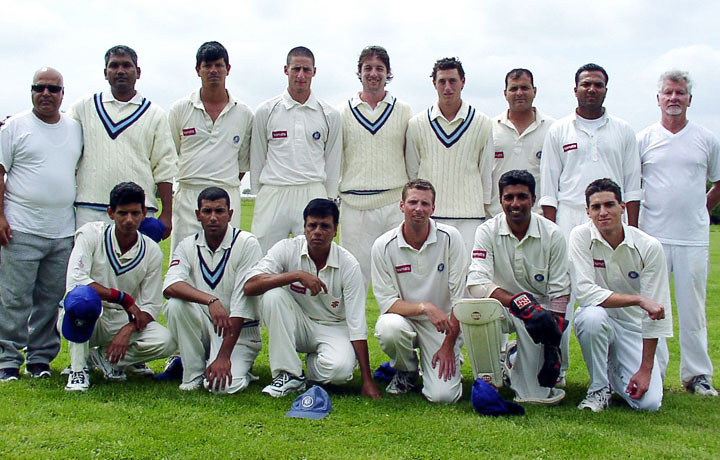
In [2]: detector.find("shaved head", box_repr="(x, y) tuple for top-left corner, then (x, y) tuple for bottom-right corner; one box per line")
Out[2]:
(33, 67), (63, 86)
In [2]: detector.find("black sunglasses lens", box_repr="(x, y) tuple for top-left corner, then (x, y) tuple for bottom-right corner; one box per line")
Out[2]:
(31, 85), (62, 93)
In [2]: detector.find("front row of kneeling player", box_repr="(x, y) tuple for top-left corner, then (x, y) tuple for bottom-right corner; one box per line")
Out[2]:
(60, 174), (671, 412)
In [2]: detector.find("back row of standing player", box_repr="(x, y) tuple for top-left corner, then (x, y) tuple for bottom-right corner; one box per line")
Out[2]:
(0, 42), (717, 400)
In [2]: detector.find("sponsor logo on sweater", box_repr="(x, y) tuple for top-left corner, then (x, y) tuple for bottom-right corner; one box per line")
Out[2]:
(395, 264), (411, 274)
(182, 128), (196, 136)
(272, 130), (288, 139)
(563, 143), (578, 152)
(593, 259), (606, 268)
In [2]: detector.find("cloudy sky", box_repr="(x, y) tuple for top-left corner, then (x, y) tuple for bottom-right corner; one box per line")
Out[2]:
(3, 0), (719, 138)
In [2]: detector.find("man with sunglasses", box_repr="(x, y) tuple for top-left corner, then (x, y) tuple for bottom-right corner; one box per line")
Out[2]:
(69, 45), (177, 238)
(0, 68), (82, 382)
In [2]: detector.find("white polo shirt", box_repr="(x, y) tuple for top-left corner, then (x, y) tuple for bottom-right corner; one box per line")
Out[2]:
(163, 225), (262, 320)
(637, 121), (720, 246)
(489, 109), (554, 217)
(371, 219), (468, 315)
(0, 110), (82, 238)
(568, 221), (673, 339)
(467, 212), (569, 306)
(539, 112), (641, 210)
(66, 222), (164, 320)
(168, 89), (253, 188)
(247, 236), (367, 341)
(250, 90), (342, 196)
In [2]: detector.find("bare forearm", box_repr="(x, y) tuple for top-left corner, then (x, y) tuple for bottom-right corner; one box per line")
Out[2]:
(351, 340), (373, 381)
(386, 299), (426, 317)
(244, 272), (302, 296)
(600, 292), (644, 309)
(626, 201), (639, 227)
(216, 318), (243, 361)
(707, 183), (720, 213)
(489, 287), (515, 309)
(164, 281), (215, 305)
(542, 205), (556, 222)
(639, 338), (657, 372)
(156, 182), (173, 213)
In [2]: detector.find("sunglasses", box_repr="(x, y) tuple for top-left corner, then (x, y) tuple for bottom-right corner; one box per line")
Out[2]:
(31, 84), (63, 93)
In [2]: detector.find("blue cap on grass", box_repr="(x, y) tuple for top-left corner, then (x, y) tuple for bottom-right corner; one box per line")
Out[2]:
(471, 378), (525, 416)
(286, 386), (332, 420)
(62, 285), (102, 343)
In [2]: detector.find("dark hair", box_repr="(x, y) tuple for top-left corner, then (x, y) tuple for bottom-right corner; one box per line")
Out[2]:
(109, 182), (145, 210)
(575, 63), (608, 86)
(498, 170), (536, 198)
(303, 198), (339, 225)
(197, 186), (230, 209)
(431, 57), (464, 80)
(105, 45), (138, 67)
(585, 178), (622, 206)
(505, 68), (534, 88)
(287, 46), (315, 66)
(402, 179), (436, 205)
(196, 41), (229, 68)
(357, 46), (393, 82)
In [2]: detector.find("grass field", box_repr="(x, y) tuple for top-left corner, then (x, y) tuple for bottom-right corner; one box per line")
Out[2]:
(1, 199), (718, 459)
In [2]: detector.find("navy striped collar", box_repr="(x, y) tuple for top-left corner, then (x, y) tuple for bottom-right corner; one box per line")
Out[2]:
(427, 105), (475, 148)
(104, 225), (146, 277)
(349, 96), (396, 135)
(198, 228), (241, 289)
(94, 92), (151, 140)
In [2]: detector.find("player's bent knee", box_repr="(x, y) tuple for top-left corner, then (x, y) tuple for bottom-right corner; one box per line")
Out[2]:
(374, 313), (409, 343)
(424, 385), (462, 404)
(575, 306), (610, 338)
(259, 287), (294, 317)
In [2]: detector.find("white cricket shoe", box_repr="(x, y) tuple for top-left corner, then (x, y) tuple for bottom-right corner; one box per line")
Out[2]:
(127, 363), (155, 377)
(577, 386), (612, 412)
(386, 370), (419, 395)
(261, 371), (306, 397)
(65, 370), (90, 392)
(688, 375), (718, 396)
(88, 348), (127, 381)
(179, 375), (204, 391)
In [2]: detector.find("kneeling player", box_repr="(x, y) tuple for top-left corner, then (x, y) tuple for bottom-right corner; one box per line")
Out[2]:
(244, 199), (379, 399)
(467, 170), (569, 404)
(62, 182), (176, 391)
(163, 187), (263, 393)
(570, 178), (671, 412)
(371, 179), (468, 403)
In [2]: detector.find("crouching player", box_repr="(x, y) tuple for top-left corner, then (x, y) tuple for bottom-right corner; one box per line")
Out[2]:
(570, 178), (672, 412)
(62, 182), (175, 391)
(163, 187), (263, 393)
(467, 170), (569, 405)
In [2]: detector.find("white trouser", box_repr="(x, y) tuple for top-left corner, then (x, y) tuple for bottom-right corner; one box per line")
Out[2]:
(60, 307), (176, 372)
(170, 183), (242, 254)
(340, 201), (403, 292)
(574, 306), (663, 411)
(374, 313), (463, 403)
(252, 183), (327, 254)
(165, 298), (261, 394)
(656, 244), (712, 386)
(432, 218), (483, 256)
(260, 288), (356, 384)
(504, 312), (553, 399)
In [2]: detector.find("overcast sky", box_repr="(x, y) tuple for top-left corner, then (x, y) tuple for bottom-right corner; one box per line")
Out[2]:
(3, 0), (719, 138)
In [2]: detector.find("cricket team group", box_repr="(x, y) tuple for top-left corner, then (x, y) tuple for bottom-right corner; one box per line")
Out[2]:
(0, 41), (718, 414)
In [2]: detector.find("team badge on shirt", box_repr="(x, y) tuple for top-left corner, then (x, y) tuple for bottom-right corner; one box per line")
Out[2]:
(563, 143), (578, 152)
(233, 135), (240, 143)
(395, 264), (411, 274)
(628, 271), (639, 279)
(438, 263), (445, 272)
(472, 250), (487, 259)
(536, 151), (542, 159)
(182, 128), (196, 136)
(272, 131), (288, 139)
(330, 300), (339, 309)
(534, 274), (545, 282)
(495, 151), (504, 159)
(312, 131), (321, 140)
(593, 259), (606, 268)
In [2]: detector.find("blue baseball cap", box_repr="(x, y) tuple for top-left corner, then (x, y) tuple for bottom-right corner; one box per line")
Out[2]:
(62, 285), (102, 343)
(139, 217), (165, 243)
(286, 386), (332, 420)
(373, 361), (398, 383)
(471, 379), (525, 417)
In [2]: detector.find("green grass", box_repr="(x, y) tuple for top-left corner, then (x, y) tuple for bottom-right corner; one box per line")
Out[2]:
(1, 206), (718, 459)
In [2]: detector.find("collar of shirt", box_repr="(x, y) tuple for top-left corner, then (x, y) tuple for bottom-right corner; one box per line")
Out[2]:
(195, 225), (237, 252)
(589, 221), (637, 252)
(108, 224), (144, 260)
(189, 88), (238, 113)
(572, 110), (609, 131)
(498, 212), (542, 243)
(430, 99), (469, 124)
(102, 89), (145, 106)
(350, 90), (394, 109)
(497, 107), (547, 135)
(396, 218), (439, 251)
(300, 236), (341, 269)
(282, 89), (319, 111)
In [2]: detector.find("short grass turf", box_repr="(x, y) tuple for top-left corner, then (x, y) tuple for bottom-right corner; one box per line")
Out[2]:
(1, 201), (718, 459)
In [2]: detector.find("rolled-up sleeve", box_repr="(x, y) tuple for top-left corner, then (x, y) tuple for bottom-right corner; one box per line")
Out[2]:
(466, 221), (498, 298)
(370, 238), (401, 315)
(568, 226), (612, 307)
